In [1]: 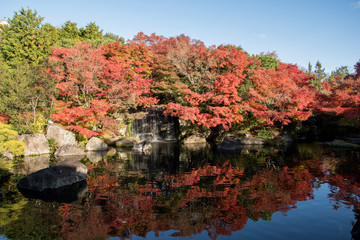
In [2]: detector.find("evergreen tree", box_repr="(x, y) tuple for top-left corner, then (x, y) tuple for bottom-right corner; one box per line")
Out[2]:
(307, 62), (313, 75)
(104, 32), (125, 44)
(252, 52), (279, 70)
(331, 66), (349, 79)
(309, 60), (326, 90)
(58, 21), (80, 40)
(0, 8), (57, 66)
(314, 60), (326, 81)
(79, 22), (104, 39)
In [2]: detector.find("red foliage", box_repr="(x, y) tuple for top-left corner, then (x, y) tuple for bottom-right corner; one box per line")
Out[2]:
(51, 99), (115, 138)
(56, 159), (322, 239)
(49, 43), (106, 105)
(246, 63), (315, 125)
(48, 42), (160, 137)
(156, 36), (249, 130)
(317, 60), (360, 119)
(0, 114), (11, 123)
(102, 42), (158, 109)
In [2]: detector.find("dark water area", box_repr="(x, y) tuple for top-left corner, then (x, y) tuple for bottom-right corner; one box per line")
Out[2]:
(0, 143), (360, 240)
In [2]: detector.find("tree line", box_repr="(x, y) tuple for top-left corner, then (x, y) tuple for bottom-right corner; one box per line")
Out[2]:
(0, 8), (359, 150)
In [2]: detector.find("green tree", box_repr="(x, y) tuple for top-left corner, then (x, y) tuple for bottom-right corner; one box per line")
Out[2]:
(0, 61), (52, 133)
(314, 60), (326, 81)
(309, 60), (326, 89)
(331, 66), (349, 79)
(104, 32), (125, 44)
(79, 22), (103, 39)
(58, 21), (80, 40)
(252, 52), (279, 70)
(0, 8), (57, 66)
(307, 62), (313, 75)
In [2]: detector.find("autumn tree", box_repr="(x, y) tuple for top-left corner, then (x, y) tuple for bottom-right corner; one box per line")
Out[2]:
(49, 41), (158, 138)
(102, 41), (159, 110)
(317, 60), (360, 120)
(130, 32), (182, 104)
(131, 33), (252, 142)
(143, 35), (249, 142)
(49, 42), (115, 138)
(246, 62), (315, 130)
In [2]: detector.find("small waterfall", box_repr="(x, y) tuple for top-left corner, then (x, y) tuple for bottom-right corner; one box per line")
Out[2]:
(131, 108), (179, 142)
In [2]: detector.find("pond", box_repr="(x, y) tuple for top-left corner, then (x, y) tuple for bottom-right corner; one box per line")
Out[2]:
(0, 142), (359, 240)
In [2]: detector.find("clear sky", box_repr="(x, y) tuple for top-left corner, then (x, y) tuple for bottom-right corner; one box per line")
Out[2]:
(1, 0), (359, 73)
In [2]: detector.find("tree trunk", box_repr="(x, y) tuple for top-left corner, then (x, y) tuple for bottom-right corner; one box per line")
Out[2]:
(206, 125), (224, 148)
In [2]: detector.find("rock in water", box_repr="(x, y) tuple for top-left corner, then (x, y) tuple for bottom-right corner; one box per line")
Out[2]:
(46, 124), (76, 147)
(17, 133), (50, 156)
(183, 134), (207, 144)
(22, 154), (50, 175)
(86, 151), (107, 163)
(18, 180), (88, 203)
(54, 144), (85, 157)
(218, 138), (242, 152)
(17, 160), (87, 192)
(240, 137), (266, 145)
(85, 137), (108, 151)
(115, 138), (138, 148)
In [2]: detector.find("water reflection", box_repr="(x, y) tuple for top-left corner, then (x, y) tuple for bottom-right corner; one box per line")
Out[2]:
(19, 154), (50, 175)
(0, 143), (359, 239)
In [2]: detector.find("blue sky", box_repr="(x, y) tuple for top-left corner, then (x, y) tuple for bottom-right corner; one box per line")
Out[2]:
(1, 0), (359, 73)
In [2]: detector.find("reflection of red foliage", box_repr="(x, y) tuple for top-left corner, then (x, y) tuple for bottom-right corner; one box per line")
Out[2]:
(56, 160), (326, 239)
(324, 174), (360, 211)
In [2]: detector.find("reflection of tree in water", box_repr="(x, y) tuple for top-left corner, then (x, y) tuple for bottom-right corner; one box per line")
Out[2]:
(54, 151), (317, 239)
(1, 144), (360, 240)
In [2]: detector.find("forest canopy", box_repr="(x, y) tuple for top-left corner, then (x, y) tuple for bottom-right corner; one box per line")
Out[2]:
(0, 8), (359, 144)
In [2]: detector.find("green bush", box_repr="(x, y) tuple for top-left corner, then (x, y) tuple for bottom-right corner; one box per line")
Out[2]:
(0, 123), (25, 156)
(257, 129), (274, 140)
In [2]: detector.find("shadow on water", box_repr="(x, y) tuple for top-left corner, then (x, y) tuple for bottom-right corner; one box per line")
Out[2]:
(0, 142), (360, 239)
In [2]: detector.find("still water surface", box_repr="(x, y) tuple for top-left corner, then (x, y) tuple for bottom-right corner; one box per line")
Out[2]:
(0, 143), (359, 240)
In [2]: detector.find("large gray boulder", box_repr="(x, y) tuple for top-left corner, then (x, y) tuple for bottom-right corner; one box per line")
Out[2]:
(17, 133), (50, 156)
(17, 160), (87, 192)
(85, 137), (108, 151)
(46, 124), (76, 147)
(54, 144), (85, 157)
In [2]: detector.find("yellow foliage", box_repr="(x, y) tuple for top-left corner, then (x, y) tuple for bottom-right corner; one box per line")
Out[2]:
(0, 123), (26, 156)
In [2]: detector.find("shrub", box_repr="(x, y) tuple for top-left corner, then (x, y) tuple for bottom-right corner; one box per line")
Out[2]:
(0, 123), (25, 156)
